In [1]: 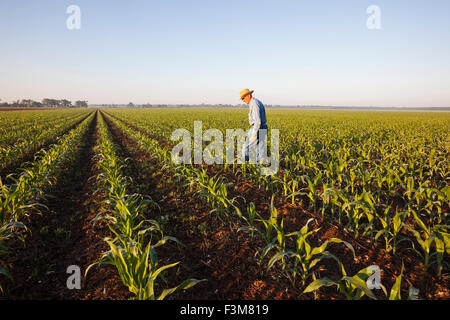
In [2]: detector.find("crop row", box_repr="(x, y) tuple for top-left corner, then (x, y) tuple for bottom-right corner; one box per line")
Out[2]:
(85, 112), (204, 299)
(0, 109), (91, 147)
(0, 112), (96, 293)
(0, 111), (93, 176)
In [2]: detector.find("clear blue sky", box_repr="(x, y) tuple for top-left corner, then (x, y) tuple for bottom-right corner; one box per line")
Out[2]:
(1, 0), (449, 107)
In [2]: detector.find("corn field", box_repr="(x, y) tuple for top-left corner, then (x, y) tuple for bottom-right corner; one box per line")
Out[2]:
(0, 108), (448, 300)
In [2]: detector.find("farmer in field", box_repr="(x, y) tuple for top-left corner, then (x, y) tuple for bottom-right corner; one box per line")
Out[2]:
(240, 89), (268, 164)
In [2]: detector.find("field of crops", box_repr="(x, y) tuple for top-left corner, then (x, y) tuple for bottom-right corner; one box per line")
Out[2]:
(0, 108), (448, 300)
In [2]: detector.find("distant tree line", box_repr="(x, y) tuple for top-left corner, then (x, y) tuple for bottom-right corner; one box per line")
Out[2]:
(90, 103), (245, 108)
(0, 98), (88, 108)
(111, 103), (237, 108)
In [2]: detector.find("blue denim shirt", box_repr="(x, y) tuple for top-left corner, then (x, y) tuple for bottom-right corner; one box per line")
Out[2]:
(248, 97), (267, 136)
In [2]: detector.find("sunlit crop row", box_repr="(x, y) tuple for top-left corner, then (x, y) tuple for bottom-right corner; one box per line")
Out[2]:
(0, 112), (96, 293)
(0, 109), (91, 147)
(0, 111), (92, 176)
(86, 113), (204, 299)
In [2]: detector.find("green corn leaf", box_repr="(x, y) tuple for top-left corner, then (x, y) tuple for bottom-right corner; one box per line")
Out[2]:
(393, 211), (403, 233)
(267, 251), (292, 270)
(440, 186), (450, 202)
(150, 261), (180, 281)
(303, 277), (337, 293)
(153, 236), (182, 248)
(310, 241), (329, 256)
(260, 243), (277, 261)
(328, 238), (356, 259)
(375, 229), (387, 241)
(237, 226), (258, 233)
(404, 224), (425, 249)
(389, 263), (404, 300)
(309, 251), (340, 269)
(342, 275), (377, 300)
(157, 278), (207, 300)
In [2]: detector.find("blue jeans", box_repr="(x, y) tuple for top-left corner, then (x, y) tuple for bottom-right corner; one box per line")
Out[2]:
(242, 123), (268, 163)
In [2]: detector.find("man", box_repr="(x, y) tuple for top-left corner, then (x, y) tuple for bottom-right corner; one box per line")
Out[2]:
(240, 88), (268, 164)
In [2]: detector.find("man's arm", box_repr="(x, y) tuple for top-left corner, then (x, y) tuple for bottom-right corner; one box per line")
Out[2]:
(250, 100), (261, 143)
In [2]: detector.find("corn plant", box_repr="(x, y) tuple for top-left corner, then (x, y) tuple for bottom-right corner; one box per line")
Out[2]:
(303, 264), (378, 300)
(298, 173), (322, 210)
(95, 194), (159, 241)
(375, 206), (406, 254)
(193, 171), (233, 216)
(404, 211), (449, 277)
(0, 220), (25, 293)
(255, 196), (279, 263)
(306, 262), (418, 300)
(236, 202), (258, 240)
(267, 218), (355, 286)
(87, 236), (205, 300)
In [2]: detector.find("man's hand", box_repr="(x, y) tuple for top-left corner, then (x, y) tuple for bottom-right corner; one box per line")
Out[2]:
(250, 133), (257, 143)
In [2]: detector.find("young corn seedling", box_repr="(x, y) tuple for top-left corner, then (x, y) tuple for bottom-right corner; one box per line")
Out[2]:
(299, 173), (322, 210)
(194, 172), (234, 217)
(86, 236), (205, 300)
(255, 196), (279, 263)
(267, 218), (355, 287)
(286, 178), (307, 206)
(404, 211), (450, 277)
(375, 207), (406, 254)
(403, 177), (416, 214)
(320, 186), (344, 221)
(303, 264), (377, 300)
(340, 190), (377, 238)
(96, 194), (158, 241)
(416, 185), (450, 224)
(263, 219), (288, 271)
(237, 202), (259, 241)
(0, 174), (46, 222)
